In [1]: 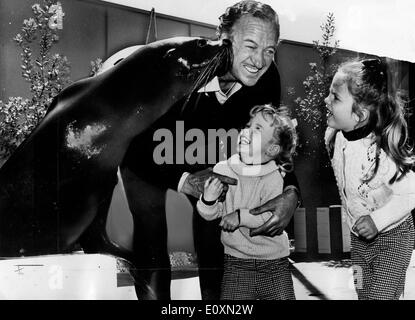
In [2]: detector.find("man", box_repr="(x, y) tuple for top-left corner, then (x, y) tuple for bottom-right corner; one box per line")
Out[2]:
(120, 0), (300, 300)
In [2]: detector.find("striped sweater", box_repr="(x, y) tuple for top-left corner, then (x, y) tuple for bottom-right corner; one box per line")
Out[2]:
(196, 154), (290, 260)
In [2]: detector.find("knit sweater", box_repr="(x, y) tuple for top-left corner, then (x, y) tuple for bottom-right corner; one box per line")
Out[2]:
(196, 154), (290, 260)
(325, 127), (415, 235)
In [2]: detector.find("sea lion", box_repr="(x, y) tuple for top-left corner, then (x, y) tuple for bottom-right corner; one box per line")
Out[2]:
(0, 36), (231, 257)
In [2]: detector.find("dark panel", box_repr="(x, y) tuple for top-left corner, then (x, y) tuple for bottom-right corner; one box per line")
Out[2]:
(329, 206), (343, 256)
(190, 25), (216, 38)
(0, 0), (34, 100)
(57, 0), (106, 82)
(107, 7), (149, 56)
(156, 17), (190, 39)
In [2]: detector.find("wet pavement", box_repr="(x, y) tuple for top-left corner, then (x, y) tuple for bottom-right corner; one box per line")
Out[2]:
(290, 251), (415, 300)
(0, 251), (414, 299)
(170, 250), (415, 300)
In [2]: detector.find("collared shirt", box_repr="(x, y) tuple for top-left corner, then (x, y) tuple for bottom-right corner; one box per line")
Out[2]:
(197, 76), (243, 105)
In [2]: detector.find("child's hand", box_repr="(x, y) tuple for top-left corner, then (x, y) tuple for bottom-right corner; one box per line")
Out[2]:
(352, 215), (378, 240)
(203, 177), (224, 202)
(220, 209), (240, 232)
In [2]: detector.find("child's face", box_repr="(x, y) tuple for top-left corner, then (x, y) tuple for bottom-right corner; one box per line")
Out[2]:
(325, 72), (359, 132)
(237, 112), (277, 165)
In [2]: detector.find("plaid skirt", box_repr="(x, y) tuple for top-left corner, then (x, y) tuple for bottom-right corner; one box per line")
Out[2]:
(351, 214), (415, 300)
(220, 254), (295, 300)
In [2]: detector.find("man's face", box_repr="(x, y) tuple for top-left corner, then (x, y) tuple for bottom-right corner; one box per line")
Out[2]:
(222, 15), (277, 86)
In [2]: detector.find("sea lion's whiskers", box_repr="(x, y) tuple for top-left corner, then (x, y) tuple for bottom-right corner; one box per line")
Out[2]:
(180, 50), (226, 112)
(190, 48), (228, 93)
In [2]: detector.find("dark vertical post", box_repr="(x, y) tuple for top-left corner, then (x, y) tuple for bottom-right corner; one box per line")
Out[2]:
(329, 205), (343, 257)
(409, 62), (415, 247)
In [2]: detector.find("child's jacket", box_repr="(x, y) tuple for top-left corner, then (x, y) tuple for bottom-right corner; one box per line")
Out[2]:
(325, 127), (415, 235)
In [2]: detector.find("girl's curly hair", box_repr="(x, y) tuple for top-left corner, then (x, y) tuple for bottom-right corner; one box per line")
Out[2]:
(327, 58), (414, 183)
(249, 104), (297, 172)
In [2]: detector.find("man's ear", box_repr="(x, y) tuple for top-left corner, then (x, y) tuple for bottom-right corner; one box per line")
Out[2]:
(219, 32), (233, 42)
(266, 144), (280, 157)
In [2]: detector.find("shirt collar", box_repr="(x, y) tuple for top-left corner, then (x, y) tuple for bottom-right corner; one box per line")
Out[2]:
(342, 124), (374, 141)
(197, 76), (242, 104)
(197, 76), (221, 93)
(227, 154), (280, 177)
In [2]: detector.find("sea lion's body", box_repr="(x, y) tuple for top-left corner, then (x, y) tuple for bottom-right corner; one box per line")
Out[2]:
(0, 36), (230, 257)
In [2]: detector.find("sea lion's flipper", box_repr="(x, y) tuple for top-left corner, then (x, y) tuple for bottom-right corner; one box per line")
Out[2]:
(79, 183), (135, 263)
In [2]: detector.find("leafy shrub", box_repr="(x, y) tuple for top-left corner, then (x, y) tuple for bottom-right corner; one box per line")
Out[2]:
(0, 0), (71, 163)
(291, 13), (339, 160)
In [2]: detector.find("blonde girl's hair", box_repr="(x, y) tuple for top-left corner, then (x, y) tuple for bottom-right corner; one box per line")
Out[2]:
(328, 58), (414, 183)
(249, 104), (297, 172)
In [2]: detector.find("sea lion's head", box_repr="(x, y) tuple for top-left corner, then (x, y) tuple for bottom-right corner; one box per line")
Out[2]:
(163, 37), (232, 85)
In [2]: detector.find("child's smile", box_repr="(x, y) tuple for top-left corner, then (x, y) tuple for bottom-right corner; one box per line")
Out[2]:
(325, 72), (359, 132)
(237, 113), (277, 165)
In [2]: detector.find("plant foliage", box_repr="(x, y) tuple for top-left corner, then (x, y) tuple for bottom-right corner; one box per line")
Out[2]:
(295, 12), (339, 132)
(0, 0), (70, 161)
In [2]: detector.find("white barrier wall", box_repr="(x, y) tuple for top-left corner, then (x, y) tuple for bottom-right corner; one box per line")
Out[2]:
(0, 253), (137, 299)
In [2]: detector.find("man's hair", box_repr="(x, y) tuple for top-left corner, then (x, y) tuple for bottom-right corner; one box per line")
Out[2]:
(249, 104), (297, 172)
(216, 1), (280, 41)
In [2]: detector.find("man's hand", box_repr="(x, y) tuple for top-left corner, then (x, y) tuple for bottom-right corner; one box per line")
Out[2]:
(352, 216), (378, 240)
(249, 188), (299, 237)
(180, 168), (237, 200)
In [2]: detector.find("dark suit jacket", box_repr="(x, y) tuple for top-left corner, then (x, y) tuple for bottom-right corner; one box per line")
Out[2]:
(121, 62), (299, 191)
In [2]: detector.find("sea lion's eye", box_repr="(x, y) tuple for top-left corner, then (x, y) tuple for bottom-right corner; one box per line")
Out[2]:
(221, 39), (231, 47)
(163, 48), (176, 59)
(197, 39), (208, 47)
